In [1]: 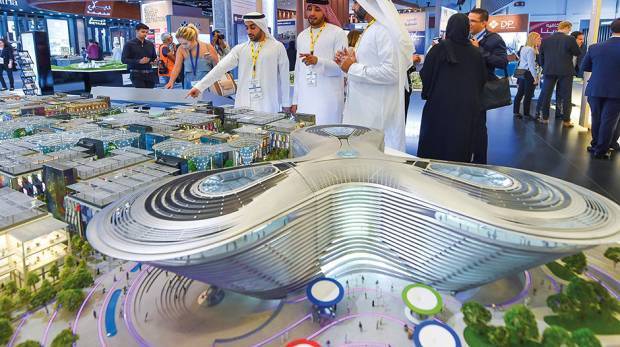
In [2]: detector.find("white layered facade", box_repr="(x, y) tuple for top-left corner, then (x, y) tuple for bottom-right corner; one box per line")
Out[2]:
(87, 125), (620, 299)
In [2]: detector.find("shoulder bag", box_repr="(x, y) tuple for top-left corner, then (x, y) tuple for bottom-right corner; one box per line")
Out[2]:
(481, 67), (512, 110)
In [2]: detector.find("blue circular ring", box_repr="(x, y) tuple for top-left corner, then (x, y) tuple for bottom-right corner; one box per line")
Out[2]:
(305, 277), (344, 307)
(413, 320), (461, 347)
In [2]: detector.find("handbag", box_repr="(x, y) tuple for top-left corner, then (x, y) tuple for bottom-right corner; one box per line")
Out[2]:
(513, 68), (527, 79)
(481, 67), (512, 111)
(209, 72), (237, 97)
(157, 59), (168, 75)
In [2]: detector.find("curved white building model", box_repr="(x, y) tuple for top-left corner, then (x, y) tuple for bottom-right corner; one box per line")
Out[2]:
(87, 125), (620, 299)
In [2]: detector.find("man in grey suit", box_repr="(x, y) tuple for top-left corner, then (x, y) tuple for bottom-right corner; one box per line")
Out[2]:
(538, 21), (582, 127)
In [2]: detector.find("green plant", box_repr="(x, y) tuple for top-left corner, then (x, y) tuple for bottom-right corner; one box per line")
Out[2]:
(561, 252), (587, 274)
(51, 329), (78, 347)
(56, 289), (84, 313)
(504, 304), (539, 345)
(16, 340), (41, 347)
(0, 318), (13, 345)
(0, 295), (13, 320)
(487, 326), (510, 347)
(30, 280), (56, 309)
(604, 247), (620, 269)
(49, 263), (60, 282)
(64, 254), (77, 269)
(570, 328), (601, 347)
(542, 326), (574, 347)
(17, 288), (31, 307)
(461, 301), (492, 335)
(26, 272), (40, 291)
(3, 281), (17, 296)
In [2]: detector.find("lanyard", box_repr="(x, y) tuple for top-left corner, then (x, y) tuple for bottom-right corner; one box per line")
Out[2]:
(355, 19), (376, 49)
(250, 41), (263, 79)
(309, 23), (326, 55)
(189, 42), (200, 77)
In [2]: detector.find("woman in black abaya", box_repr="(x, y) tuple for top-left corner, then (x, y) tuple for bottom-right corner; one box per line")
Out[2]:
(417, 13), (487, 162)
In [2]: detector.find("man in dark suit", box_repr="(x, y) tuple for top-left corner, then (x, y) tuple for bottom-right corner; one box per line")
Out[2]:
(468, 8), (508, 164)
(538, 21), (582, 127)
(581, 18), (620, 159)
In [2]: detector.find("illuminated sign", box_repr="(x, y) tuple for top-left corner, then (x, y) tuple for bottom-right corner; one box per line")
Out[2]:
(87, 17), (108, 27)
(488, 14), (529, 33)
(85, 0), (113, 17)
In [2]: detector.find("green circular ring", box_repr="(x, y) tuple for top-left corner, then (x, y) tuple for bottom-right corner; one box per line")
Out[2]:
(402, 283), (443, 315)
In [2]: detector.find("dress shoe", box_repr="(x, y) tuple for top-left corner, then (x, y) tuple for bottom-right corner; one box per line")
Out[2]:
(9, 88), (14, 91)
(562, 121), (574, 128)
(610, 143), (620, 151)
(592, 152), (611, 160)
(514, 113), (523, 119)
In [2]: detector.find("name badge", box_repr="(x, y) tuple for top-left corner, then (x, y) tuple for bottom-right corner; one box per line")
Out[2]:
(306, 69), (318, 87)
(249, 79), (263, 100)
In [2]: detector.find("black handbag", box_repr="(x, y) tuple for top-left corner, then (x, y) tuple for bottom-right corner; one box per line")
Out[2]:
(513, 68), (527, 79)
(481, 67), (512, 110)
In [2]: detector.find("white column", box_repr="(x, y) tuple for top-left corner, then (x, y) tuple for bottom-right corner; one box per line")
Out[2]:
(579, 0), (602, 128)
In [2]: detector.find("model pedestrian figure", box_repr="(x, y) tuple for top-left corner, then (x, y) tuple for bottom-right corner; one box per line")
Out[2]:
(361, 275), (365, 283)
(358, 321), (363, 332)
(364, 292), (367, 299)
(113, 275), (117, 282)
(102, 287), (106, 294)
(372, 300), (375, 307)
(126, 272), (129, 281)
(93, 310), (97, 319)
(144, 312), (148, 322)
(123, 286), (127, 295)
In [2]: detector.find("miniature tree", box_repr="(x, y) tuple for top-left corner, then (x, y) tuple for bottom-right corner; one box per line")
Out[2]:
(0, 318), (13, 345)
(571, 328), (601, 347)
(17, 288), (31, 307)
(4, 280), (17, 296)
(504, 304), (539, 345)
(561, 252), (587, 274)
(16, 340), (41, 347)
(49, 263), (60, 282)
(604, 247), (620, 269)
(62, 265), (93, 291)
(30, 279), (56, 309)
(26, 272), (40, 292)
(487, 326), (510, 347)
(542, 326), (574, 347)
(56, 289), (85, 313)
(64, 254), (77, 269)
(80, 242), (93, 260)
(50, 329), (79, 347)
(461, 301), (492, 335)
(0, 295), (13, 320)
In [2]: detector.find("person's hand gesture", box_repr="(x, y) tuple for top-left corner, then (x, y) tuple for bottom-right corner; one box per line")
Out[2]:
(186, 88), (201, 98)
(139, 57), (150, 64)
(300, 53), (318, 66)
(340, 50), (357, 73)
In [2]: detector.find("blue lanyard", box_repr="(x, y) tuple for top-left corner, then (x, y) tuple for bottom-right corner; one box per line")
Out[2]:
(189, 43), (200, 77)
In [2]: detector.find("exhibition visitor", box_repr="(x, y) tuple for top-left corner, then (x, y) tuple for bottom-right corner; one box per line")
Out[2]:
(581, 18), (620, 160)
(417, 14), (486, 162)
(0, 38), (15, 91)
(513, 32), (541, 119)
(165, 24), (219, 90)
(291, 0), (347, 125)
(158, 33), (176, 86)
(571, 31), (587, 77)
(537, 21), (581, 127)
(212, 30), (231, 58)
(121, 23), (157, 89)
(336, 0), (413, 151)
(187, 13), (291, 114)
(86, 39), (100, 61)
(111, 41), (123, 61)
(468, 8), (508, 164)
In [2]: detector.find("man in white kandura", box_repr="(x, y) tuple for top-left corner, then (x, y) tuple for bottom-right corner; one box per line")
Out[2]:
(291, 0), (347, 125)
(335, 0), (413, 151)
(187, 13), (291, 113)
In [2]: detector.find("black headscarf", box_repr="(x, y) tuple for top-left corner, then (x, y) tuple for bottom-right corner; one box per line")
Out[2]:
(444, 13), (472, 64)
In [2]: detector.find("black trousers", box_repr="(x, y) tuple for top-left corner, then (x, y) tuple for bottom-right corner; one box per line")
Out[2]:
(472, 111), (488, 164)
(588, 96), (620, 155)
(514, 72), (535, 117)
(0, 64), (14, 89)
(130, 71), (156, 89)
(404, 88), (412, 124)
(539, 74), (573, 121)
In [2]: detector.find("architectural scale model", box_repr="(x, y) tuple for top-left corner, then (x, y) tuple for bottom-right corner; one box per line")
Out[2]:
(87, 125), (620, 299)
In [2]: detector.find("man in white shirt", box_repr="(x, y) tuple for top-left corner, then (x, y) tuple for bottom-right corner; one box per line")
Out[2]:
(291, 0), (347, 125)
(335, 0), (412, 151)
(188, 13), (291, 113)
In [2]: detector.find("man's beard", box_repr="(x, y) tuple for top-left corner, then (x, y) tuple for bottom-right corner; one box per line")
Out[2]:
(354, 6), (368, 22)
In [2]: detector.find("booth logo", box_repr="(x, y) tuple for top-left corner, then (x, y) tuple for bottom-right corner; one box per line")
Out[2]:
(0, 0), (19, 6)
(85, 0), (113, 17)
(489, 19), (516, 31)
(488, 14), (529, 33)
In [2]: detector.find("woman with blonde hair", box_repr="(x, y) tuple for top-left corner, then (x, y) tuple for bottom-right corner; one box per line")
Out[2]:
(513, 31), (541, 119)
(165, 24), (219, 89)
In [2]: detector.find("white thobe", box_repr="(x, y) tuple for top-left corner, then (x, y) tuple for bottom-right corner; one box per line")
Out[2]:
(293, 23), (347, 125)
(343, 23), (406, 151)
(193, 38), (291, 113)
